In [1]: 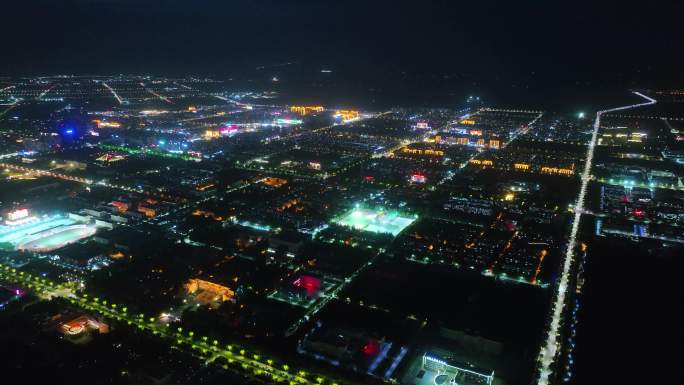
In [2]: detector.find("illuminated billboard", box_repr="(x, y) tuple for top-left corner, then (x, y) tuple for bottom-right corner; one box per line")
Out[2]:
(7, 209), (29, 221)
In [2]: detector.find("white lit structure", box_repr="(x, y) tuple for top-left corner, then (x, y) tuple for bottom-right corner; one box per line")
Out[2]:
(4, 208), (34, 226)
(421, 353), (494, 385)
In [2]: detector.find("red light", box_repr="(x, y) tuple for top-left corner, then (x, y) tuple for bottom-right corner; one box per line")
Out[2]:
(293, 275), (321, 297)
(411, 173), (426, 183)
(362, 340), (379, 356)
(219, 125), (239, 135)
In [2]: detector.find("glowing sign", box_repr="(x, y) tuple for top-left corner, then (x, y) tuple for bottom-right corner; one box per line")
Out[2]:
(334, 110), (360, 121)
(293, 275), (321, 297)
(93, 120), (121, 129)
(411, 173), (427, 183)
(363, 340), (380, 356)
(469, 159), (493, 166)
(416, 122), (429, 129)
(205, 130), (220, 139)
(400, 148), (444, 157)
(219, 125), (239, 135)
(309, 161), (322, 170)
(289, 106), (324, 115)
(140, 110), (168, 115)
(7, 208), (29, 221)
(185, 279), (235, 303)
(540, 167), (574, 175)
(275, 118), (303, 125)
(187, 151), (203, 159)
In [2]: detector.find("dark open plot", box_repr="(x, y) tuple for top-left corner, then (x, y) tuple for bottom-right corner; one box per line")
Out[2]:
(342, 260), (550, 347)
(299, 241), (377, 276)
(571, 237), (684, 385)
(317, 300), (423, 344)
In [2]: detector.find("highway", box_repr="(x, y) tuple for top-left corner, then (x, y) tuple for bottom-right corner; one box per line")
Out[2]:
(536, 91), (656, 385)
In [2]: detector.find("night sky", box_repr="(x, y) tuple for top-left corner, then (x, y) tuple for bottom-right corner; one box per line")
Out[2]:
(2, 1), (683, 106)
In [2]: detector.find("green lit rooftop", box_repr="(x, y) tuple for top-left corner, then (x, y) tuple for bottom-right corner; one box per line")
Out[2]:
(332, 207), (417, 236)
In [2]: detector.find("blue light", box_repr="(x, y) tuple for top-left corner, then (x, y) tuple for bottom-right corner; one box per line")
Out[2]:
(158, 140), (166, 145)
(65, 129), (73, 134)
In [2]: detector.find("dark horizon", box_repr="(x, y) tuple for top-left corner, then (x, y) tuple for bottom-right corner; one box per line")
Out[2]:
(3, 1), (683, 89)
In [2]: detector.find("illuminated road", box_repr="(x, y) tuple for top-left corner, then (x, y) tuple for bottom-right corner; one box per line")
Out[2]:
(36, 84), (55, 100)
(0, 161), (175, 198)
(178, 109), (244, 123)
(436, 109), (542, 185)
(0, 152), (22, 159)
(536, 91), (656, 385)
(140, 82), (174, 104)
(0, 162), (93, 184)
(102, 82), (125, 105)
(600, 228), (684, 244)
(0, 85), (20, 117)
(0, 104), (19, 118)
(502, 111), (543, 149)
(0, 263), (344, 385)
(281, 111), (390, 143)
(285, 248), (384, 337)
